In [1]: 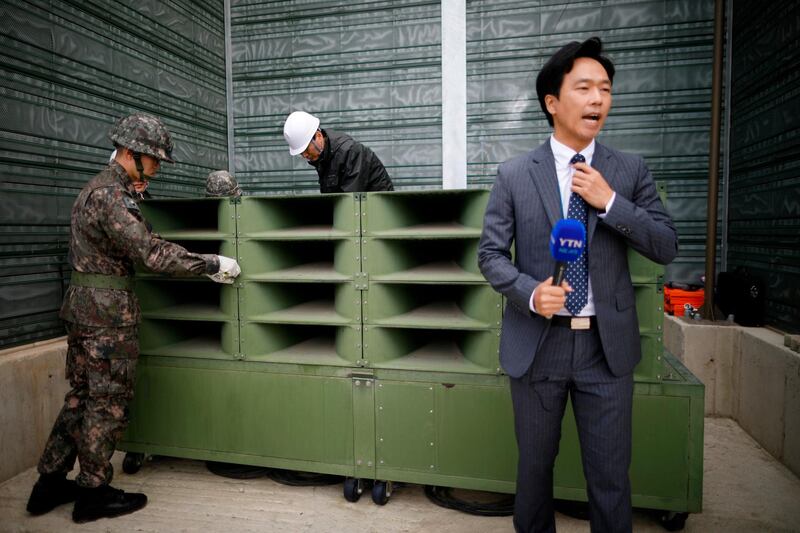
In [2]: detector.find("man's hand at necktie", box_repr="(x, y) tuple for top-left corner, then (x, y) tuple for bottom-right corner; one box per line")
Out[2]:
(571, 161), (614, 211)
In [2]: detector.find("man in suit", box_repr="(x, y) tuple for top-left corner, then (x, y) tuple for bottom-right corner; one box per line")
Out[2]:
(478, 37), (677, 532)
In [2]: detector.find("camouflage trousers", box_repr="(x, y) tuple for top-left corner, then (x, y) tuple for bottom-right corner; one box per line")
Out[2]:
(37, 322), (138, 488)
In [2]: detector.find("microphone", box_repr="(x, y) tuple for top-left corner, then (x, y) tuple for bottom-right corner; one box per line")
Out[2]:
(549, 218), (586, 286)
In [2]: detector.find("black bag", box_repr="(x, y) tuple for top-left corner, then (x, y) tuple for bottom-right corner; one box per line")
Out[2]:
(716, 268), (765, 326)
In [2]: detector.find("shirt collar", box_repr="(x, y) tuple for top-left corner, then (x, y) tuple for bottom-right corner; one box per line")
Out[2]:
(550, 135), (595, 169)
(111, 161), (137, 195)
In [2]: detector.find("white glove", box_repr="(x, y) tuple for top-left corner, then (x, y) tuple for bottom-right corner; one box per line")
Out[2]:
(207, 255), (241, 284)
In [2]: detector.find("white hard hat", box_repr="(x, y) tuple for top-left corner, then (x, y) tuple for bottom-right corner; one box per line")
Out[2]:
(283, 111), (320, 156)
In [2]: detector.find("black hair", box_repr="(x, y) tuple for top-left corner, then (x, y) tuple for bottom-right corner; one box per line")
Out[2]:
(535, 37), (615, 127)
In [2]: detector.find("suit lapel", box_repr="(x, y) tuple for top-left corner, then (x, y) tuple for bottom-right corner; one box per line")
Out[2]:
(529, 143), (562, 228)
(588, 142), (616, 243)
(528, 140), (618, 241)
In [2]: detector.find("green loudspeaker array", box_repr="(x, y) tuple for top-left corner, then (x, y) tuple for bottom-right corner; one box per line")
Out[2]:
(237, 194), (362, 365)
(629, 182), (668, 381)
(631, 276), (666, 381)
(126, 188), (700, 517)
(359, 190), (503, 374)
(137, 198), (239, 359)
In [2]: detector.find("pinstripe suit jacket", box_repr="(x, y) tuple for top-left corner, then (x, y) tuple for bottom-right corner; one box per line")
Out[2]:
(478, 140), (678, 378)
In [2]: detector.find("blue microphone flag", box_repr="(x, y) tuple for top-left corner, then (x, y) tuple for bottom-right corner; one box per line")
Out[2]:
(549, 218), (586, 262)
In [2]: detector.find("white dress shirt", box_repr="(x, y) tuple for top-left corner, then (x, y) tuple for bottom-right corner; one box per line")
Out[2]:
(529, 136), (616, 316)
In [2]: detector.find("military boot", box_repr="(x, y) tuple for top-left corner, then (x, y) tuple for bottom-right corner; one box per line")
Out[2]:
(72, 484), (147, 523)
(26, 472), (78, 515)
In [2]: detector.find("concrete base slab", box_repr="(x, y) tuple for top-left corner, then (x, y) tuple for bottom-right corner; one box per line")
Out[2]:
(665, 315), (800, 479)
(783, 354), (800, 477)
(663, 317), (739, 416)
(1, 418), (799, 532)
(737, 328), (791, 460)
(0, 337), (69, 484)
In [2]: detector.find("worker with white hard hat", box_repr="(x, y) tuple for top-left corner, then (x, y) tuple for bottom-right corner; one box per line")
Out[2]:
(283, 111), (394, 193)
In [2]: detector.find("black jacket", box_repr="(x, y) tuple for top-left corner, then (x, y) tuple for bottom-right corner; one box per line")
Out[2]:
(310, 129), (394, 193)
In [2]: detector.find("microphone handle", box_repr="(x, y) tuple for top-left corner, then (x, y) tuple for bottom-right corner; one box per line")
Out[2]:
(552, 262), (567, 286)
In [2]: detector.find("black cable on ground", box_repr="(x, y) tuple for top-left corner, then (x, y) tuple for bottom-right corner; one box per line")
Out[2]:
(424, 485), (515, 516)
(205, 461), (270, 479)
(266, 468), (343, 487)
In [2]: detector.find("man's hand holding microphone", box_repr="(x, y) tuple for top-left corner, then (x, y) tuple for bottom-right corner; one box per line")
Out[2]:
(532, 218), (586, 319)
(207, 255), (241, 284)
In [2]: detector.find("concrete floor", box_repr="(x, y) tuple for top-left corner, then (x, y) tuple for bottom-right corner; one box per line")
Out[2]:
(1, 418), (799, 533)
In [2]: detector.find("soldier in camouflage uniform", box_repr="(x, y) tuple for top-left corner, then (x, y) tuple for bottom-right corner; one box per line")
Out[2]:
(205, 170), (242, 198)
(27, 113), (241, 523)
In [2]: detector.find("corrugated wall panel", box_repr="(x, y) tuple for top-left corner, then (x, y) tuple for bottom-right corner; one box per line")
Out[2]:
(466, 0), (716, 283)
(230, 0), (443, 193)
(2, 1), (738, 346)
(0, 0), (228, 348)
(728, 0), (800, 332)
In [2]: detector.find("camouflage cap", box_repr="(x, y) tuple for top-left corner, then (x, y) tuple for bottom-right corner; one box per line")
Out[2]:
(205, 170), (242, 198)
(109, 113), (175, 163)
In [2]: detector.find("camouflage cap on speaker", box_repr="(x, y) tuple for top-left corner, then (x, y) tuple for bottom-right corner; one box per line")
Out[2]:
(108, 113), (175, 163)
(205, 170), (242, 198)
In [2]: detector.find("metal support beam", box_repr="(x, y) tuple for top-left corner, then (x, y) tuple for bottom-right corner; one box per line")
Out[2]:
(702, 0), (726, 320)
(224, 0), (235, 172)
(441, 0), (466, 189)
(720, 0), (733, 274)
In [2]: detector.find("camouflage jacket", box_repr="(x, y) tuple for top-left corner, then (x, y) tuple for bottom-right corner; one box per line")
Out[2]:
(60, 163), (220, 327)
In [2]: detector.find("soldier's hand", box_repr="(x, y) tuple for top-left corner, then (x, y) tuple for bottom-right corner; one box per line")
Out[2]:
(207, 255), (241, 284)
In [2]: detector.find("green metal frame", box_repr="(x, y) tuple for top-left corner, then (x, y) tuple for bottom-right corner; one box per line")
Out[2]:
(121, 190), (703, 514)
